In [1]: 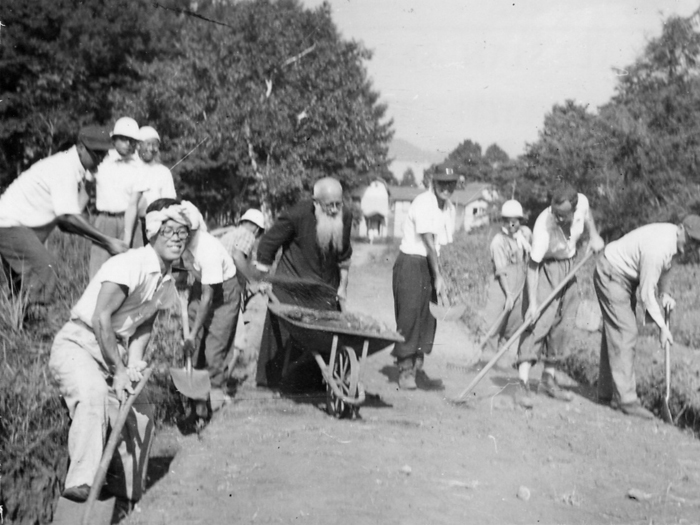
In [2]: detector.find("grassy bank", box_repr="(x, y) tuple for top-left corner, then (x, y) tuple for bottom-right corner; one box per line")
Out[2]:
(0, 233), (184, 525)
(442, 226), (700, 435)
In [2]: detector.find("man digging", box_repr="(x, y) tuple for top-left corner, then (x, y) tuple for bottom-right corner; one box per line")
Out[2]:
(594, 215), (700, 419)
(514, 183), (604, 408)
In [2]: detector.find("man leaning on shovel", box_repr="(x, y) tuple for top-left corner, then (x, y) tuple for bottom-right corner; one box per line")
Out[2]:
(514, 183), (604, 408)
(594, 215), (700, 419)
(49, 198), (192, 503)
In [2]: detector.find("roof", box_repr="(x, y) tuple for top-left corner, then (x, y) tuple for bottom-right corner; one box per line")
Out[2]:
(386, 182), (493, 205)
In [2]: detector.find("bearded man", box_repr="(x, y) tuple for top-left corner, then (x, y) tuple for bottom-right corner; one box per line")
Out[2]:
(254, 177), (352, 391)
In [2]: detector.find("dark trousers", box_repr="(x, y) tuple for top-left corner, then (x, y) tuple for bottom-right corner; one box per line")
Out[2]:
(188, 277), (242, 389)
(0, 226), (57, 304)
(392, 252), (436, 362)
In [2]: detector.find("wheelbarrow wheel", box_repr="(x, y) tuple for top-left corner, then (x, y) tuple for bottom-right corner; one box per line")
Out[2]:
(326, 345), (360, 419)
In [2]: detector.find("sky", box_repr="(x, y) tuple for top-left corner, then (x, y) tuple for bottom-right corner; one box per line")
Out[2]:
(300, 0), (700, 158)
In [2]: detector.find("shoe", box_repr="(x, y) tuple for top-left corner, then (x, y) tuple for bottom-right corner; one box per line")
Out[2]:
(397, 369), (417, 390)
(415, 369), (444, 390)
(539, 372), (574, 402)
(618, 401), (654, 420)
(598, 396), (620, 409)
(513, 381), (534, 409)
(63, 484), (91, 502)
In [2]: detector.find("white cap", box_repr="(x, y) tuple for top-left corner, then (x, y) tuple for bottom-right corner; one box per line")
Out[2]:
(240, 209), (265, 230)
(501, 200), (524, 218)
(111, 117), (140, 140)
(138, 126), (160, 142)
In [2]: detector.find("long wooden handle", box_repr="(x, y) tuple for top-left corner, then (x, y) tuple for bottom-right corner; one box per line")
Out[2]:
(478, 285), (524, 351)
(665, 308), (672, 401)
(180, 293), (190, 339)
(456, 251), (595, 401)
(81, 368), (153, 525)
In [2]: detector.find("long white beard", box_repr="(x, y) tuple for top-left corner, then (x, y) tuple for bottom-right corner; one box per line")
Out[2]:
(315, 206), (344, 253)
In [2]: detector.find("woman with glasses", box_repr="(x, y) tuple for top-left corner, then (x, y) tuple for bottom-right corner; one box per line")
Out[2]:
(477, 200), (532, 369)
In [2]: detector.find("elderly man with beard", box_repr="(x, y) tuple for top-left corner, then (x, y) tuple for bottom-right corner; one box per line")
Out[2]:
(255, 177), (352, 391)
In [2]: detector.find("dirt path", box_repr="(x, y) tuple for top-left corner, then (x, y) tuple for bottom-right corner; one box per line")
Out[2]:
(126, 244), (700, 525)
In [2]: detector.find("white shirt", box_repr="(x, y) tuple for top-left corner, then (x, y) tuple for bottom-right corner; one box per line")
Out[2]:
(71, 245), (177, 340)
(0, 146), (89, 229)
(182, 230), (237, 285)
(94, 150), (145, 213)
(530, 193), (590, 263)
(399, 190), (455, 257)
(604, 223), (677, 323)
(136, 160), (176, 212)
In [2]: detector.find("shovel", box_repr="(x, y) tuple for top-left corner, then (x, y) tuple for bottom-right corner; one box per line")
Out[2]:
(451, 251), (595, 404)
(170, 294), (211, 401)
(661, 306), (673, 425)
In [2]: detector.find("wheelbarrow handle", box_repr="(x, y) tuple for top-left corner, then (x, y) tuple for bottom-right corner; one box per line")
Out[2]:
(81, 367), (153, 525)
(456, 251), (595, 401)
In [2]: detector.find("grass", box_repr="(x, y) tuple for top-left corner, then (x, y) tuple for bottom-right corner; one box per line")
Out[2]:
(441, 225), (700, 436)
(0, 232), (185, 525)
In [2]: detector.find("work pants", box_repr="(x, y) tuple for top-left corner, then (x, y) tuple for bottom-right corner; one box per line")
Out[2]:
(49, 321), (154, 501)
(517, 257), (579, 366)
(0, 226), (57, 304)
(89, 213), (124, 279)
(392, 252), (436, 362)
(188, 277), (242, 389)
(594, 255), (640, 405)
(482, 264), (526, 355)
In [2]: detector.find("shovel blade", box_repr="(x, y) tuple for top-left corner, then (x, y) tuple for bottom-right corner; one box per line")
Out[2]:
(430, 302), (467, 322)
(170, 368), (211, 400)
(661, 401), (673, 425)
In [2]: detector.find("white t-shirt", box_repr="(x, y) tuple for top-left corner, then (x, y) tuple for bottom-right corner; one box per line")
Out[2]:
(136, 160), (176, 212)
(182, 230), (237, 285)
(0, 146), (88, 228)
(604, 223), (677, 323)
(71, 245), (177, 340)
(530, 193), (590, 263)
(399, 190), (455, 257)
(94, 150), (146, 213)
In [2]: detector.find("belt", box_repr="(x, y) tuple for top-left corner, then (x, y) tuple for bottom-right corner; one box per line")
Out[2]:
(98, 210), (125, 217)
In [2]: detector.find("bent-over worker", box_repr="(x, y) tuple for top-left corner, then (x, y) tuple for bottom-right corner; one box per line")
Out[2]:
(594, 216), (700, 419)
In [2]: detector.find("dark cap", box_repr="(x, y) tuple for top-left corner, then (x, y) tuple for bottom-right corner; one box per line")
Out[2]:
(433, 163), (460, 182)
(78, 126), (112, 151)
(682, 214), (700, 241)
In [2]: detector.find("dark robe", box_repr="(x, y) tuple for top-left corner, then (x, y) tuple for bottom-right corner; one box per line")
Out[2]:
(255, 200), (353, 390)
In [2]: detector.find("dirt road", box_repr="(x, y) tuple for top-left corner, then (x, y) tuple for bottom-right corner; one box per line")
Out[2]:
(126, 244), (700, 525)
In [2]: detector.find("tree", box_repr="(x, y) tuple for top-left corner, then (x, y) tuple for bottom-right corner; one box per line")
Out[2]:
(112, 0), (393, 221)
(400, 168), (417, 187)
(484, 144), (509, 167)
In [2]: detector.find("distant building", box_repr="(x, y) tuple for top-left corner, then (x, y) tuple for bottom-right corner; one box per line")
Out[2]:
(352, 182), (498, 239)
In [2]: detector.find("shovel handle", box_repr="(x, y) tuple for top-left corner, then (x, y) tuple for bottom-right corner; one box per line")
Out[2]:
(478, 285), (524, 351)
(456, 251), (595, 401)
(82, 368), (153, 525)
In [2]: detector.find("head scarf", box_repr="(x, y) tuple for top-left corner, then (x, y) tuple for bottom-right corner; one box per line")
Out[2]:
(145, 200), (206, 240)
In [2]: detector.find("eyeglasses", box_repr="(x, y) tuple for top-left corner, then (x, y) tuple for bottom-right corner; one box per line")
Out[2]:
(160, 226), (190, 240)
(316, 200), (343, 212)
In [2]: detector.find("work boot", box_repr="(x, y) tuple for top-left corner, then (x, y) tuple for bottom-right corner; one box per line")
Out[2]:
(414, 354), (443, 390)
(62, 484), (91, 502)
(618, 400), (654, 420)
(513, 380), (534, 409)
(397, 356), (417, 390)
(539, 372), (574, 402)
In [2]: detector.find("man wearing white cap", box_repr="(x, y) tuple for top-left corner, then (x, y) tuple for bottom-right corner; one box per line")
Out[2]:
(0, 126), (128, 306)
(478, 200), (532, 366)
(49, 197), (191, 503)
(594, 215), (700, 419)
(89, 116), (145, 277)
(128, 125), (177, 248)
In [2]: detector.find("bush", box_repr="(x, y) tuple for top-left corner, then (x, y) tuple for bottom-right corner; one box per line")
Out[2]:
(0, 232), (184, 525)
(442, 228), (700, 437)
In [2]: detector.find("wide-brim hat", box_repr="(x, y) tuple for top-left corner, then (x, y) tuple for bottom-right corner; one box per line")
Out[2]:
(78, 126), (112, 151)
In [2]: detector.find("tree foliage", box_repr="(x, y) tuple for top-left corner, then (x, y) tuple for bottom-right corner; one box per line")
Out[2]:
(0, 0), (393, 222)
